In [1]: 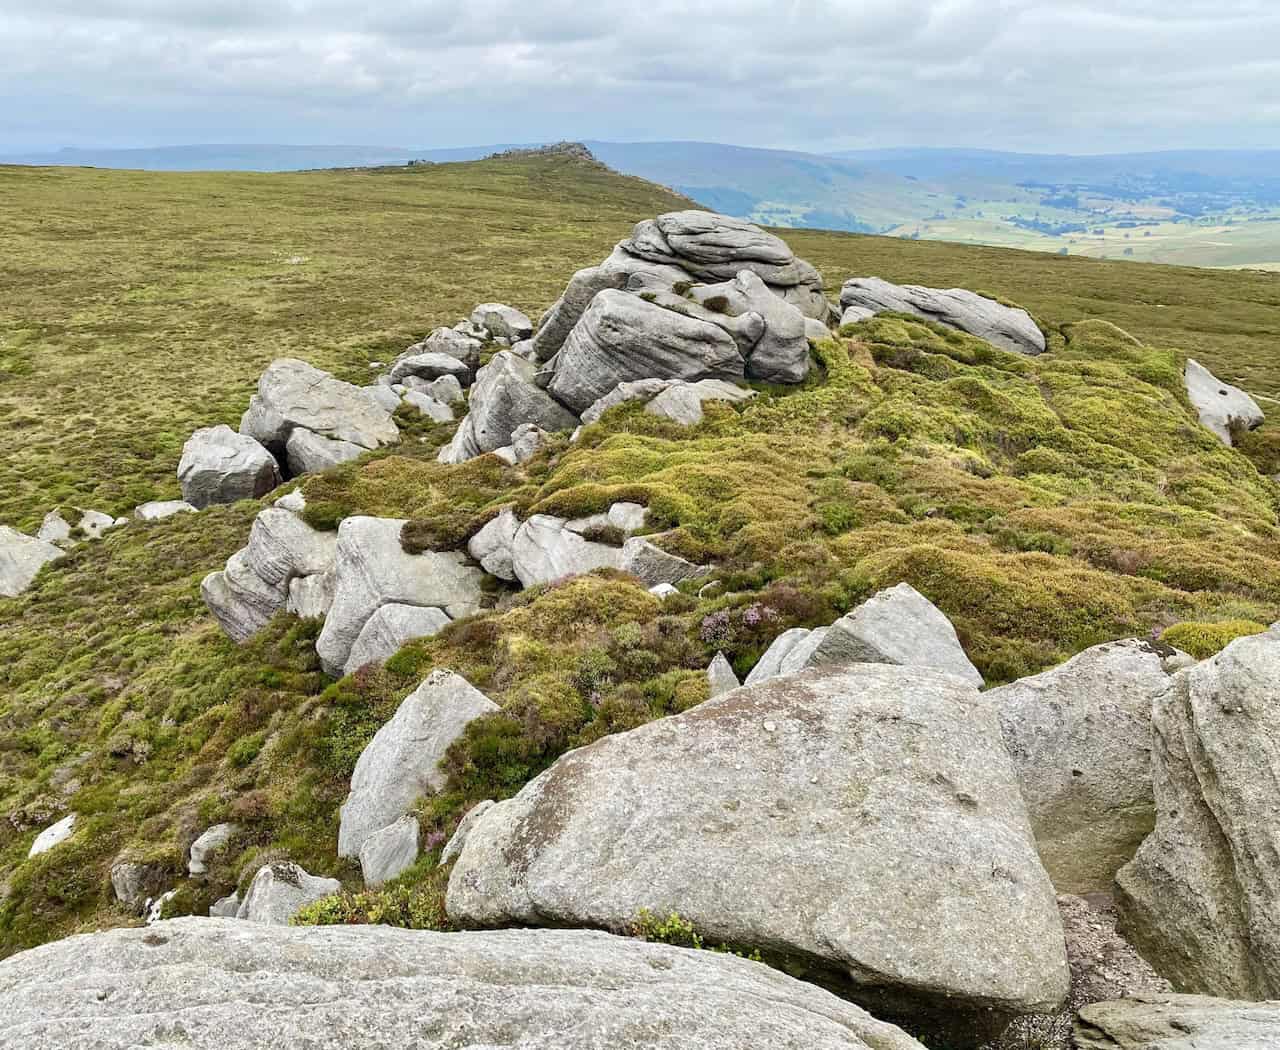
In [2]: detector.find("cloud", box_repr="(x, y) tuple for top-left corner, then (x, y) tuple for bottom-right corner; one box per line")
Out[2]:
(1, 0), (1277, 152)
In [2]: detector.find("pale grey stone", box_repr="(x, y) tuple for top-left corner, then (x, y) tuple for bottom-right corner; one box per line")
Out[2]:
(133, 500), (197, 521)
(625, 211), (808, 286)
(178, 425), (281, 508)
(840, 304), (876, 326)
(111, 860), (165, 912)
(1116, 633), (1280, 998)
(209, 893), (240, 918)
(620, 536), (707, 587)
(338, 670), (498, 858)
(1074, 994), (1280, 1050)
(240, 358), (400, 452)
(0, 527), (62, 597)
(315, 516), (484, 677)
(470, 302), (534, 341)
(548, 291), (745, 415)
(188, 823), (238, 877)
(388, 351), (472, 386)
(242, 507), (336, 588)
(438, 352), (578, 465)
(805, 316), (833, 342)
(286, 572), (334, 619)
(285, 428), (364, 476)
(145, 889), (177, 925)
(201, 553), (287, 644)
(28, 814), (76, 858)
(643, 378), (756, 426)
(454, 319), (489, 342)
(439, 800), (495, 866)
(492, 423), (548, 465)
(235, 862), (341, 925)
(743, 627), (813, 686)
(1184, 357), (1264, 446)
(509, 514), (624, 587)
(77, 509), (119, 540)
(688, 269), (810, 383)
(402, 390), (455, 423)
(467, 508), (520, 582)
(707, 651), (740, 697)
(624, 275), (767, 356)
(364, 382), (402, 413)
(580, 378), (675, 424)
(649, 583), (679, 599)
(37, 511), (71, 545)
(344, 603), (452, 675)
(359, 814), (419, 888)
(411, 325), (483, 366)
(447, 664), (1068, 1046)
(988, 639), (1179, 894)
(839, 277), (1046, 355)
(608, 502), (648, 534)
(0, 919), (929, 1050)
(274, 489), (307, 513)
(424, 373), (465, 404)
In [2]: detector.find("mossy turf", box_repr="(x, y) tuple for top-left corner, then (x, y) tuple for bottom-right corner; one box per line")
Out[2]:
(3, 155), (1280, 956)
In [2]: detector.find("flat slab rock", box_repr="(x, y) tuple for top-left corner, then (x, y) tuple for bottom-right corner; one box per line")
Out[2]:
(0, 526), (63, 599)
(1074, 994), (1280, 1050)
(0, 919), (928, 1050)
(447, 663), (1068, 1046)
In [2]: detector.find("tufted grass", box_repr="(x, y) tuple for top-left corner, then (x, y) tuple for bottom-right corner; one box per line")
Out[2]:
(3, 153), (1280, 957)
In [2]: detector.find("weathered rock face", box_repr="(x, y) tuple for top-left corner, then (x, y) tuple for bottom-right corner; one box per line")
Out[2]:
(240, 358), (400, 454)
(133, 499), (197, 521)
(839, 277), (1046, 356)
(401, 389), (454, 424)
(440, 799), (496, 866)
(0, 526), (63, 598)
(988, 639), (1178, 894)
(314, 517), (484, 677)
(1116, 633), (1280, 999)
(27, 814), (76, 858)
(201, 551), (286, 643)
(110, 860), (168, 913)
(177, 425), (281, 509)
(619, 536), (707, 587)
(688, 269), (811, 383)
(643, 378), (756, 426)
(358, 813), (419, 888)
(580, 377), (676, 424)
(509, 514), (624, 587)
(706, 651), (740, 697)
(387, 351), (473, 386)
(745, 584), (982, 688)
(285, 428), (364, 476)
(471, 302), (534, 341)
(1184, 358), (1265, 446)
(286, 572), (334, 619)
(402, 326), (483, 370)
(344, 602), (452, 676)
(0, 919), (930, 1050)
(187, 823), (238, 877)
(467, 508), (521, 581)
(337, 670), (499, 859)
(438, 351), (578, 465)
(492, 422), (549, 465)
(447, 664), (1068, 1045)
(1074, 994), (1280, 1050)
(235, 862), (341, 925)
(547, 290), (744, 415)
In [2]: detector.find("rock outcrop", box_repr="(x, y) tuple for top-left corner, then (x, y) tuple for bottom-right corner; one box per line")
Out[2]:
(344, 602), (452, 676)
(989, 639), (1180, 894)
(0, 919), (930, 1050)
(0, 526), (63, 598)
(187, 823), (237, 877)
(1184, 358), (1264, 446)
(1074, 994), (1280, 1050)
(133, 499), (197, 521)
(470, 302), (534, 342)
(337, 670), (498, 859)
(177, 425), (280, 508)
(643, 378), (756, 426)
(27, 814), (76, 858)
(1116, 633), (1280, 998)
(284, 428), (365, 476)
(235, 862), (341, 925)
(358, 814), (420, 888)
(706, 651), (740, 697)
(839, 277), (1046, 355)
(447, 664), (1068, 1045)
(509, 513), (625, 587)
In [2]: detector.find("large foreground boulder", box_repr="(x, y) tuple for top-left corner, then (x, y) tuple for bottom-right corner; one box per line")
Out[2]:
(337, 670), (498, 859)
(314, 517), (484, 676)
(0, 527), (62, 598)
(989, 638), (1180, 894)
(1116, 633), (1280, 998)
(1074, 994), (1280, 1050)
(447, 664), (1068, 1045)
(0, 919), (929, 1050)
(177, 425), (280, 508)
(1184, 358), (1264, 446)
(839, 277), (1046, 356)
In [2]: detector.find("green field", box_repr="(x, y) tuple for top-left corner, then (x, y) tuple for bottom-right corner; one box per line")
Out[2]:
(3, 155), (1280, 960)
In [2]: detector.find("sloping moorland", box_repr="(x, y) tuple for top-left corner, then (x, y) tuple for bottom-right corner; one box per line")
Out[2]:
(2, 151), (1280, 976)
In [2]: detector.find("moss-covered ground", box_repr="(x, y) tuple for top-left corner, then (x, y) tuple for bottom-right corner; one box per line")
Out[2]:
(2, 154), (1280, 956)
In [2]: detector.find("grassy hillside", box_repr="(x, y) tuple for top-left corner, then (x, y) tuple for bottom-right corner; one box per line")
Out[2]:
(3, 156), (1280, 960)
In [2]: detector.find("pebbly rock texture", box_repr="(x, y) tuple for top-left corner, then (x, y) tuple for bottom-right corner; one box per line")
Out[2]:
(285, 428), (364, 476)
(643, 378), (756, 426)
(0, 526), (63, 598)
(988, 639), (1179, 894)
(839, 277), (1046, 356)
(509, 514), (624, 587)
(1184, 357), (1264, 446)
(314, 516), (484, 677)
(440, 799), (496, 867)
(344, 602), (452, 676)
(358, 814), (419, 888)
(177, 425), (281, 509)
(745, 584), (982, 688)
(240, 358), (400, 458)
(337, 670), (498, 859)
(547, 290), (745, 415)
(447, 664), (1069, 1046)
(438, 351), (578, 465)
(0, 919), (930, 1050)
(133, 499), (197, 521)
(27, 813), (76, 858)
(187, 823), (238, 877)
(235, 863), (341, 925)
(706, 651), (740, 697)
(1116, 633), (1280, 998)
(1074, 994), (1280, 1050)
(471, 302), (534, 342)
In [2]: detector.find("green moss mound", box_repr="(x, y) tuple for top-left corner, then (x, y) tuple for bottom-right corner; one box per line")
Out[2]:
(1160, 619), (1271, 659)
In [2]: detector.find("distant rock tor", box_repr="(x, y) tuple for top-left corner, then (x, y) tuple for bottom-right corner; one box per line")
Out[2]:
(0, 919), (930, 1050)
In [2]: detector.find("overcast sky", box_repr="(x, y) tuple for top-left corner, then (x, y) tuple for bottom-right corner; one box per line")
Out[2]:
(2, 0), (1278, 154)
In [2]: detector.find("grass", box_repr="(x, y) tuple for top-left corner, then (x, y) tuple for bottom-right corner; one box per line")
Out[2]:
(3, 154), (1280, 961)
